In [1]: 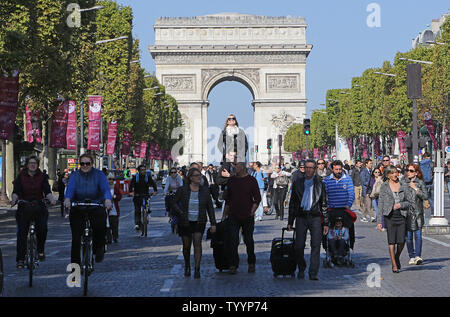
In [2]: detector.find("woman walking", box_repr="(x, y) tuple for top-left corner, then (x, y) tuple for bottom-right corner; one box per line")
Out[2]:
(217, 114), (248, 163)
(271, 165), (291, 220)
(377, 165), (414, 273)
(404, 164), (428, 265)
(107, 173), (122, 243)
(170, 168), (217, 278)
(369, 168), (384, 229)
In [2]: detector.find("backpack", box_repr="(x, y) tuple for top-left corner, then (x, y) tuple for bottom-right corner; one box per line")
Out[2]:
(420, 160), (433, 184)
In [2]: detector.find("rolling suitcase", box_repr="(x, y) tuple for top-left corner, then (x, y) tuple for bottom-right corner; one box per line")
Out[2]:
(270, 227), (296, 277)
(208, 219), (232, 272)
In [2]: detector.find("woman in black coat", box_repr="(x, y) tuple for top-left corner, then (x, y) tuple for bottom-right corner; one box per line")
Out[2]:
(404, 164), (428, 266)
(170, 168), (217, 279)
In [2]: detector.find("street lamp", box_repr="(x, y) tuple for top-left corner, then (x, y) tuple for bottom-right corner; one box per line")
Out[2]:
(130, 60), (140, 64)
(78, 5), (104, 12)
(426, 40), (445, 45)
(95, 35), (128, 45)
(399, 58), (433, 65)
(143, 86), (160, 91)
(374, 71), (396, 77)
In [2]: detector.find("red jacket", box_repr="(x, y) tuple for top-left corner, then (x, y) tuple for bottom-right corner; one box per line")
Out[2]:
(112, 183), (122, 216)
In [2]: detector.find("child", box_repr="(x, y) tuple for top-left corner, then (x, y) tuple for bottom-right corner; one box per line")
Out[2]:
(327, 217), (349, 265)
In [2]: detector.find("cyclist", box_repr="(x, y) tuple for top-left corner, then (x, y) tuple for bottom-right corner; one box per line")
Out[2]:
(64, 154), (112, 265)
(129, 164), (158, 231)
(11, 156), (56, 269)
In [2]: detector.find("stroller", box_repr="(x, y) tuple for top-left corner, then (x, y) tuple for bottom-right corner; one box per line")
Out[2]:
(323, 209), (355, 268)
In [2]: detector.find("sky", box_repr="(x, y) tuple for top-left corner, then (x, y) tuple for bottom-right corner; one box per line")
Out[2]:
(116, 0), (448, 163)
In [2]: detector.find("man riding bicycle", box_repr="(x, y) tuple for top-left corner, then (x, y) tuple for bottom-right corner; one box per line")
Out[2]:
(129, 165), (158, 231)
(11, 156), (56, 269)
(64, 154), (112, 265)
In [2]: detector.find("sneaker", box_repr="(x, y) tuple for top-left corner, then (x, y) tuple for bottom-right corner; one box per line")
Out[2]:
(415, 257), (423, 265)
(16, 260), (25, 269)
(370, 217), (376, 222)
(134, 225), (140, 231)
(309, 274), (319, 281)
(409, 258), (416, 265)
(360, 217), (369, 223)
(38, 253), (45, 261)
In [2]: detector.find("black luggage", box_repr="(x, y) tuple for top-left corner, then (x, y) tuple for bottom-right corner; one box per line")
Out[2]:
(270, 227), (296, 277)
(207, 219), (232, 272)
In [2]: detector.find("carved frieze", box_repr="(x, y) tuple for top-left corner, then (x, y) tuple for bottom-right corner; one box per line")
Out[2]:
(270, 110), (302, 135)
(266, 74), (300, 92)
(162, 75), (196, 92)
(201, 68), (260, 89)
(153, 52), (307, 65)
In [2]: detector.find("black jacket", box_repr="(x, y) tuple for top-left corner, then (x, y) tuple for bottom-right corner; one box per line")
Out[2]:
(129, 173), (158, 196)
(288, 175), (329, 226)
(170, 184), (217, 227)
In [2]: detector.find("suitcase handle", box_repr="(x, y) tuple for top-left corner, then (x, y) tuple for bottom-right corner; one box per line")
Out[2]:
(281, 227), (295, 244)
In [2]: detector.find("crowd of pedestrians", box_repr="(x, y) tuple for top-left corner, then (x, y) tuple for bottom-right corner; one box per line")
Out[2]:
(9, 114), (447, 284)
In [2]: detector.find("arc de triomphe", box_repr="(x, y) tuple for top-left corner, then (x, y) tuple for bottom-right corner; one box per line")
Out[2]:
(149, 13), (312, 166)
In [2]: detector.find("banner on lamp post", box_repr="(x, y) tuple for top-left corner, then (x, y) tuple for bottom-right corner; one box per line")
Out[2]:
(134, 142), (141, 158)
(106, 121), (117, 155)
(25, 105), (42, 143)
(424, 119), (438, 150)
(87, 96), (102, 151)
(50, 101), (69, 148)
(0, 71), (19, 140)
(66, 101), (77, 150)
(397, 131), (407, 154)
(139, 141), (147, 159)
(121, 131), (132, 156)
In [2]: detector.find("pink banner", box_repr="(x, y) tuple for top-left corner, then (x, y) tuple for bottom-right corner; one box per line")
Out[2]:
(374, 136), (381, 156)
(425, 119), (438, 150)
(121, 131), (132, 156)
(0, 72), (19, 140)
(87, 96), (102, 151)
(25, 105), (42, 143)
(397, 131), (407, 154)
(347, 138), (354, 158)
(313, 148), (319, 159)
(133, 142), (141, 157)
(50, 101), (68, 148)
(139, 141), (147, 159)
(106, 121), (117, 155)
(66, 101), (77, 150)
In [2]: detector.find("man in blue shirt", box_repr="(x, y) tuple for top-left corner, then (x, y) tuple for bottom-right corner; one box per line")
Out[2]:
(323, 160), (356, 249)
(251, 162), (267, 221)
(64, 154), (112, 264)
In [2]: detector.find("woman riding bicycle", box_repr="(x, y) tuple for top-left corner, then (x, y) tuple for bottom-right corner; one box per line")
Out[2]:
(64, 154), (112, 265)
(11, 156), (56, 269)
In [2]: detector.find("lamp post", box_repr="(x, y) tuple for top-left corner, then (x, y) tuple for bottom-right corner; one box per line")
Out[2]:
(77, 5), (104, 12)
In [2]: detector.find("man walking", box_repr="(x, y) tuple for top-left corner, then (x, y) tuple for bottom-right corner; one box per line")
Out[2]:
(205, 164), (221, 208)
(360, 159), (375, 222)
(288, 159), (329, 280)
(223, 162), (261, 274)
(251, 162), (267, 221)
(351, 160), (363, 213)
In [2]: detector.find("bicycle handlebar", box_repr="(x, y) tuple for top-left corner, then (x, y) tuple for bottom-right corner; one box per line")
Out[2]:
(14, 198), (50, 208)
(71, 202), (105, 208)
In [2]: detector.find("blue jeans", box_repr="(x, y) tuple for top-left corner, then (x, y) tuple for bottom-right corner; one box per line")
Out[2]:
(254, 189), (265, 219)
(406, 229), (422, 258)
(426, 184), (434, 214)
(372, 199), (385, 228)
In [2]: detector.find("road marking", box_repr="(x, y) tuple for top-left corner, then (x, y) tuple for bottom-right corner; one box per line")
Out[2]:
(160, 279), (174, 293)
(423, 236), (450, 248)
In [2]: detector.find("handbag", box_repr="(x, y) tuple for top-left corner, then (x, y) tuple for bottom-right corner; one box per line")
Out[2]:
(423, 200), (431, 210)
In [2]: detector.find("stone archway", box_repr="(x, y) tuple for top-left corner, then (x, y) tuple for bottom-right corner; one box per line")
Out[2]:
(149, 13), (312, 165)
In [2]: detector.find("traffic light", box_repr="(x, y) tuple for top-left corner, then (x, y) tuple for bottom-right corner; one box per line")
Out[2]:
(255, 145), (259, 153)
(303, 119), (311, 135)
(267, 138), (272, 149)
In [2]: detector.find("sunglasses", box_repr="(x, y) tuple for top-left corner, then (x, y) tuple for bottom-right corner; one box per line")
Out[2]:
(227, 117), (236, 121)
(374, 171), (380, 174)
(407, 169), (416, 173)
(170, 171), (177, 174)
(299, 166), (305, 168)
(80, 162), (91, 166)
(383, 159), (390, 162)
(318, 162), (325, 165)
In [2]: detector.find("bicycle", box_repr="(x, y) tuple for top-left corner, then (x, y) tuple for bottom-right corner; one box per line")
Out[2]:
(71, 200), (104, 296)
(136, 194), (151, 237)
(15, 199), (49, 287)
(166, 191), (177, 234)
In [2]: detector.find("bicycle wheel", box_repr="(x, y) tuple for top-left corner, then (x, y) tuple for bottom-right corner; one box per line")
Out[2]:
(27, 232), (35, 287)
(142, 207), (148, 237)
(82, 237), (91, 296)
